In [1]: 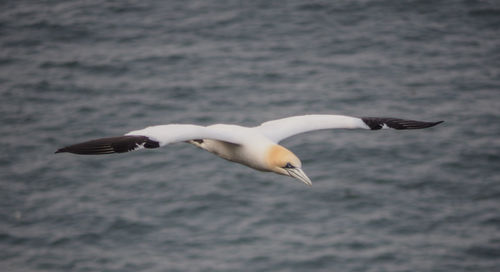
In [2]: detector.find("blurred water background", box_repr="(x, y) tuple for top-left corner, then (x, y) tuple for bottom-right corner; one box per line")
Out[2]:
(1, 0), (500, 271)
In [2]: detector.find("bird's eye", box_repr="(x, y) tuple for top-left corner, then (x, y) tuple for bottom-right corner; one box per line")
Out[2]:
(284, 162), (295, 169)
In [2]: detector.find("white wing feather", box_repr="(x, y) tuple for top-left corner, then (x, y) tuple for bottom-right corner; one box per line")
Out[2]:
(256, 115), (369, 143)
(125, 124), (244, 146)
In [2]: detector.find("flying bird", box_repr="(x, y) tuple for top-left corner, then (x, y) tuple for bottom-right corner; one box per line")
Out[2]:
(56, 114), (443, 185)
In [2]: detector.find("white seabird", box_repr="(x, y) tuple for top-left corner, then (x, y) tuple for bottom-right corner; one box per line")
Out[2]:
(56, 114), (443, 186)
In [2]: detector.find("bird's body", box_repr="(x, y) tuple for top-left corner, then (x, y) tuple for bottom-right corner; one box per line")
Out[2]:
(56, 114), (443, 185)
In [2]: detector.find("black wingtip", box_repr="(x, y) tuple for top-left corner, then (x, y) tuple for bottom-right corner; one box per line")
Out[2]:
(426, 121), (444, 128)
(55, 135), (160, 155)
(361, 117), (444, 130)
(55, 147), (70, 154)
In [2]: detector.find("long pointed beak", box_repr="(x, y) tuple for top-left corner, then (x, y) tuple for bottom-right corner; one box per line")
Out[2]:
(287, 168), (312, 186)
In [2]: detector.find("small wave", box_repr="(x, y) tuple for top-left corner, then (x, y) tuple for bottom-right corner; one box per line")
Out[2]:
(39, 60), (129, 76)
(468, 9), (500, 17)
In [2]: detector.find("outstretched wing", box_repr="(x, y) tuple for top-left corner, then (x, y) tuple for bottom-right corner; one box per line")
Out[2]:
(55, 124), (244, 155)
(257, 114), (443, 143)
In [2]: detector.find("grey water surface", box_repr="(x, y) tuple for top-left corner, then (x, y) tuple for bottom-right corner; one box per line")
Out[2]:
(1, 1), (500, 271)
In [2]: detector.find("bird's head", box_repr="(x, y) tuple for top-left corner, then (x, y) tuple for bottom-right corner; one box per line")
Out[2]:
(266, 145), (312, 186)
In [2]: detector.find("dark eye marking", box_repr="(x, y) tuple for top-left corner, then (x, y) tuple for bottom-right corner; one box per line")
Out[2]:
(284, 162), (295, 169)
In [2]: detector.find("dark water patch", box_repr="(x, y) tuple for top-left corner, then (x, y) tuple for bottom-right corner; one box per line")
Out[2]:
(40, 60), (129, 76)
(371, 250), (399, 263)
(189, 191), (252, 210)
(465, 244), (500, 259)
(0, 232), (48, 248)
(132, 53), (190, 65)
(33, 260), (76, 271)
(167, 86), (199, 100)
(2, 38), (42, 48)
(482, 216), (500, 230)
(104, 2), (151, 14)
(40, 60), (81, 69)
(219, 234), (264, 246)
(469, 8), (500, 17)
(26, 20), (93, 42)
(104, 216), (157, 237)
(0, 56), (22, 66)
(336, 239), (379, 252)
(121, 261), (156, 272)
(296, 3), (329, 12)
(11, 80), (103, 98)
(285, 254), (339, 270)
(50, 232), (101, 247)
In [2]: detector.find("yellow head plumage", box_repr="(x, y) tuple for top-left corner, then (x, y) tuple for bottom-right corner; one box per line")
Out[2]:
(266, 144), (312, 185)
(266, 145), (302, 175)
